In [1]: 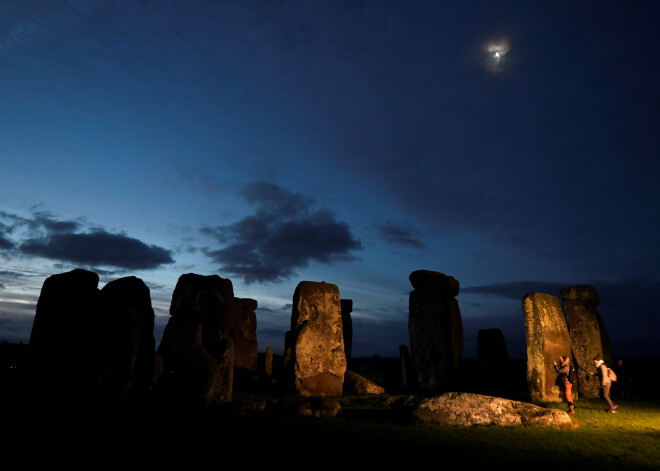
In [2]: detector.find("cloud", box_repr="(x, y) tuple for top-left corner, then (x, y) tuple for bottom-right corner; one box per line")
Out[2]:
(461, 281), (568, 300)
(20, 231), (174, 270)
(0, 235), (13, 250)
(377, 221), (425, 249)
(203, 181), (362, 283)
(0, 209), (175, 270)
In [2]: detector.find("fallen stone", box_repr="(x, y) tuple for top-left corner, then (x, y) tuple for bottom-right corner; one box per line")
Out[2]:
(400, 392), (572, 428)
(343, 370), (385, 395)
(279, 395), (342, 419)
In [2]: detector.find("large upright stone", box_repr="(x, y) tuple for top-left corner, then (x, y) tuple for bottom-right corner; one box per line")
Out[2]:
(522, 293), (572, 402)
(157, 274), (235, 404)
(29, 269), (101, 398)
(230, 297), (258, 372)
(560, 285), (607, 398)
(29, 270), (156, 402)
(408, 270), (464, 391)
(289, 281), (346, 397)
(96, 276), (156, 399)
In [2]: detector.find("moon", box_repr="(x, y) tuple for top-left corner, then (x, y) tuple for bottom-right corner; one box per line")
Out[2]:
(484, 39), (510, 73)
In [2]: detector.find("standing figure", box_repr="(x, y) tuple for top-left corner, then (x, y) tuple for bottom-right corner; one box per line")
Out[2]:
(553, 356), (575, 414)
(591, 358), (618, 413)
(614, 359), (631, 400)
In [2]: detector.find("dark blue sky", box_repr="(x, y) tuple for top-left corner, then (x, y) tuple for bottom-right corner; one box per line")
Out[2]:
(1, 1), (658, 359)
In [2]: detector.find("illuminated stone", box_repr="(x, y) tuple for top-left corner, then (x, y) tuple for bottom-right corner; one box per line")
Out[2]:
(522, 293), (571, 402)
(560, 285), (610, 399)
(403, 392), (572, 428)
(288, 281), (347, 397)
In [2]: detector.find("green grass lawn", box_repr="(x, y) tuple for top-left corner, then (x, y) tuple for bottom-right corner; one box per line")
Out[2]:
(234, 395), (660, 469)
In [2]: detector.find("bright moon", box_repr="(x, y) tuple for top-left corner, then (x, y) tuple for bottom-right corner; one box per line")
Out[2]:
(484, 39), (510, 72)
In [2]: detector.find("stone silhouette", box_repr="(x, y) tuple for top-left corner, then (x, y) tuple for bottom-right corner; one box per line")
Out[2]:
(95, 276), (156, 399)
(399, 344), (412, 389)
(560, 285), (608, 399)
(408, 270), (464, 391)
(288, 281), (347, 397)
(29, 269), (101, 399)
(476, 328), (508, 393)
(29, 269), (155, 402)
(522, 293), (572, 402)
(157, 273), (235, 404)
(264, 347), (273, 377)
(340, 299), (353, 365)
(230, 297), (258, 373)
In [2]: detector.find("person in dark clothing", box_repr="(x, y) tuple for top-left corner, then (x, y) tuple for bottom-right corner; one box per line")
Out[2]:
(614, 359), (631, 400)
(553, 356), (575, 414)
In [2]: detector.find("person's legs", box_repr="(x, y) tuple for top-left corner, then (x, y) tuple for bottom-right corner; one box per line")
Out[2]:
(603, 384), (616, 411)
(565, 383), (574, 413)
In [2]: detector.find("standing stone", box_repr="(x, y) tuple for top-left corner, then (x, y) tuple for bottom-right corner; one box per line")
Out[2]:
(29, 270), (156, 403)
(408, 270), (464, 391)
(29, 269), (101, 399)
(560, 285), (606, 399)
(522, 293), (572, 402)
(230, 297), (258, 373)
(96, 276), (155, 400)
(476, 328), (508, 393)
(399, 345), (412, 389)
(289, 281), (347, 397)
(265, 347), (273, 377)
(340, 299), (353, 365)
(157, 274), (235, 404)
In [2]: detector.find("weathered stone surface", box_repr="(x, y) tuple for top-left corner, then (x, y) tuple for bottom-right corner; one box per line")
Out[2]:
(343, 370), (385, 394)
(96, 276), (156, 399)
(408, 270), (464, 391)
(561, 285), (604, 399)
(289, 281), (347, 397)
(279, 395), (342, 419)
(400, 392), (572, 428)
(522, 293), (572, 402)
(29, 269), (101, 397)
(341, 299), (353, 364)
(560, 285), (600, 305)
(476, 328), (508, 392)
(230, 297), (258, 372)
(157, 273), (235, 404)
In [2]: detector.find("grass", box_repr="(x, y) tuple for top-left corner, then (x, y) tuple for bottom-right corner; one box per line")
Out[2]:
(4, 389), (659, 469)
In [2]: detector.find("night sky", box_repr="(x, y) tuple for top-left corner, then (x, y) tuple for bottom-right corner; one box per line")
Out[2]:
(1, 1), (658, 360)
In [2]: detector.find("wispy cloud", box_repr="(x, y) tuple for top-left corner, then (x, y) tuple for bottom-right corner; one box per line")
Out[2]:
(377, 221), (425, 249)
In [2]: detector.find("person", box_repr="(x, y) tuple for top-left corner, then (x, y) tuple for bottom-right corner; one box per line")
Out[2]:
(591, 358), (618, 413)
(553, 356), (574, 414)
(615, 359), (631, 400)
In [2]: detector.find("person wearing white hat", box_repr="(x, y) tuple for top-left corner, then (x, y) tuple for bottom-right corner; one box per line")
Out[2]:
(591, 358), (618, 413)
